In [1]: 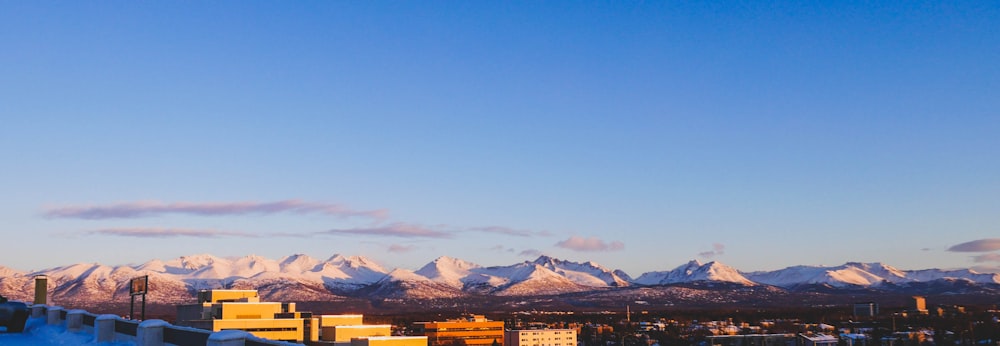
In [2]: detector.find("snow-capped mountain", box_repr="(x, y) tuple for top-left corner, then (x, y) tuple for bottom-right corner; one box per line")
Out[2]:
(414, 256), (483, 289)
(1, 254), (998, 306)
(484, 261), (591, 296)
(903, 268), (1000, 285)
(745, 262), (1000, 288)
(366, 268), (466, 299)
(633, 260), (755, 286)
(0, 254), (388, 304)
(0, 265), (24, 277)
(531, 255), (632, 287)
(400, 256), (615, 295)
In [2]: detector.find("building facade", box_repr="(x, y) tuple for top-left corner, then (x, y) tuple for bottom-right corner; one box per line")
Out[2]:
(413, 314), (504, 346)
(911, 296), (928, 315)
(503, 329), (576, 346)
(175, 289), (318, 342)
(353, 336), (430, 346)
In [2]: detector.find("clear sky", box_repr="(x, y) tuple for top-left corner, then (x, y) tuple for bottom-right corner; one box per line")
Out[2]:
(1, 1), (998, 276)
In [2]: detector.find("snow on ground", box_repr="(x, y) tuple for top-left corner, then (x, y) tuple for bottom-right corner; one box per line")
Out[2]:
(0, 317), (132, 345)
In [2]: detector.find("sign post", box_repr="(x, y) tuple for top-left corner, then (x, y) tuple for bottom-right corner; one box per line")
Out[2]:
(129, 276), (148, 321)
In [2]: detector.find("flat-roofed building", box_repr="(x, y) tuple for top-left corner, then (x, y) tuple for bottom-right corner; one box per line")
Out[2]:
(198, 289), (259, 303)
(322, 314), (365, 327)
(313, 314), (423, 346)
(503, 329), (576, 346)
(175, 289), (318, 343)
(413, 314), (504, 346)
(322, 324), (392, 343)
(352, 336), (429, 346)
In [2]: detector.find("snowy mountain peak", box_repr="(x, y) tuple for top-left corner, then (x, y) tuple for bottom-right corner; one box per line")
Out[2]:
(280, 253), (317, 264)
(414, 256), (482, 288)
(0, 265), (22, 276)
(326, 254), (384, 271)
(532, 255), (559, 265)
(743, 261), (1000, 288)
(523, 256), (629, 287)
(483, 262), (587, 296)
(174, 254), (223, 270)
(3, 255), (998, 304)
(701, 261), (754, 285)
(634, 260), (753, 286)
(278, 254), (321, 272)
(431, 256), (481, 269)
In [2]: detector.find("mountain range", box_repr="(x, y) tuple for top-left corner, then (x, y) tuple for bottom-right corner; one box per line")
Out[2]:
(1, 254), (998, 308)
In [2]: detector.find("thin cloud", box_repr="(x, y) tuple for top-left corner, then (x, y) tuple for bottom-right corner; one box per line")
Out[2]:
(89, 227), (256, 238)
(947, 239), (1000, 252)
(519, 249), (543, 257)
(555, 236), (624, 252)
(468, 226), (551, 237)
(322, 223), (452, 239)
(698, 243), (726, 259)
(265, 231), (315, 239)
(388, 244), (417, 253)
(487, 245), (516, 253)
(972, 253), (1000, 263)
(44, 199), (388, 220)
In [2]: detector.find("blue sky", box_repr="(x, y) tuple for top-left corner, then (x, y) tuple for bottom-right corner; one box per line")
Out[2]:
(1, 1), (998, 276)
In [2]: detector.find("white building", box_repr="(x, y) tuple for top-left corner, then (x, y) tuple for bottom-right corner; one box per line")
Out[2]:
(503, 329), (576, 346)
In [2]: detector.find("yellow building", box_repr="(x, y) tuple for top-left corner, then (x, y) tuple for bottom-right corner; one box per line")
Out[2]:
(352, 336), (429, 346)
(322, 314), (365, 327)
(912, 296), (928, 314)
(323, 324), (392, 343)
(413, 314), (504, 346)
(315, 313), (428, 346)
(175, 289), (318, 343)
(198, 289), (260, 303)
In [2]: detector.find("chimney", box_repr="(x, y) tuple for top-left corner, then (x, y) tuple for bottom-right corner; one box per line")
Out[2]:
(34, 275), (47, 305)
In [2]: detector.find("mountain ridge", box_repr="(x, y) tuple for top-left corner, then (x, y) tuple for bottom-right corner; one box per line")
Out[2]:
(1, 254), (997, 305)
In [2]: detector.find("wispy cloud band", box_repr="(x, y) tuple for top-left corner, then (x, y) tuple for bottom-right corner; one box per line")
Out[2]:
(89, 227), (257, 238)
(388, 244), (418, 253)
(322, 223), (453, 238)
(973, 253), (1000, 263)
(45, 200), (388, 220)
(467, 226), (551, 237)
(947, 239), (1000, 252)
(555, 236), (624, 252)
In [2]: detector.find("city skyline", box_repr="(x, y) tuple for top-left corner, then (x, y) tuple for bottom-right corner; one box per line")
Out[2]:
(1, 2), (998, 275)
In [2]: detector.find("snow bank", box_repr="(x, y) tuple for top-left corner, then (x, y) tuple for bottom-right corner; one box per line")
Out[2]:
(0, 317), (132, 345)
